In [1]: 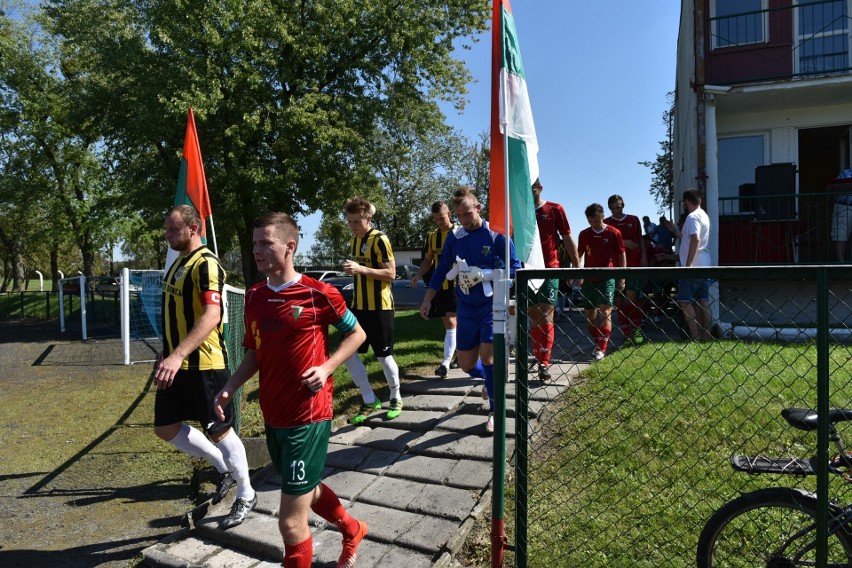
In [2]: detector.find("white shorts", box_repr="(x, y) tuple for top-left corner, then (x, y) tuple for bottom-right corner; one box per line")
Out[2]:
(832, 203), (852, 241)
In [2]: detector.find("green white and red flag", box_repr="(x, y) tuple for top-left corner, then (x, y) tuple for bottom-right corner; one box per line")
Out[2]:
(165, 108), (217, 272)
(489, 0), (543, 271)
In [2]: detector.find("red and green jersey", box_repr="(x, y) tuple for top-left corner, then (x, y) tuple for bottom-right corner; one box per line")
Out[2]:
(535, 201), (571, 268)
(243, 275), (354, 428)
(578, 225), (625, 281)
(604, 214), (642, 266)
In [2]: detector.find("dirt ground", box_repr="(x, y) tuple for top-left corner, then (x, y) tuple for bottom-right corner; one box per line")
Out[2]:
(0, 320), (201, 568)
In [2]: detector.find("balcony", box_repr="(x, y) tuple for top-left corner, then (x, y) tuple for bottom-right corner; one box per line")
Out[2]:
(707, 0), (852, 85)
(718, 187), (852, 265)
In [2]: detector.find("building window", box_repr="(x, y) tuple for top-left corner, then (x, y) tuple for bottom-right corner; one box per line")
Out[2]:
(711, 0), (767, 49)
(796, 0), (849, 74)
(718, 135), (767, 215)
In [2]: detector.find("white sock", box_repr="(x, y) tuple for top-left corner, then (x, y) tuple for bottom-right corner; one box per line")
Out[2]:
(442, 328), (457, 367)
(215, 429), (255, 500)
(377, 356), (401, 400)
(168, 423), (228, 473)
(344, 353), (376, 404)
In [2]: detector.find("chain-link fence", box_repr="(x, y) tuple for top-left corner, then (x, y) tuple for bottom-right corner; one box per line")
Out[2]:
(512, 265), (852, 567)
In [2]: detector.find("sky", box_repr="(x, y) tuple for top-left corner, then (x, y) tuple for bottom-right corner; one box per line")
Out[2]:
(298, 1), (682, 255)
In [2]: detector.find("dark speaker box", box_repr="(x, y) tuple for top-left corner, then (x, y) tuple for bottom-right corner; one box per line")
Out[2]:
(754, 163), (796, 220)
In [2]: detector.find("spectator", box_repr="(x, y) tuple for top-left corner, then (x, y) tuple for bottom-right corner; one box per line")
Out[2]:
(643, 215), (658, 243)
(655, 215), (676, 254)
(831, 168), (852, 262)
(676, 189), (713, 341)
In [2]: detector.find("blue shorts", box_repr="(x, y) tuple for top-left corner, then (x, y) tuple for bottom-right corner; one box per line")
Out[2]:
(456, 301), (493, 351)
(677, 278), (711, 303)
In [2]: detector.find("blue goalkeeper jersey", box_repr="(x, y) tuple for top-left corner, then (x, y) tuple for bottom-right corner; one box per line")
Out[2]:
(428, 220), (520, 307)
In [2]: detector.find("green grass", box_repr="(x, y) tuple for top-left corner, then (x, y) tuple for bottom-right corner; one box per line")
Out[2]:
(236, 310), (447, 436)
(0, 289), (122, 322)
(512, 340), (852, 567)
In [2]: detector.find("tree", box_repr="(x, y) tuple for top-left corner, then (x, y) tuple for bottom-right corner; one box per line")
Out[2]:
(639, 91), (675, 217)
(1, 5), (126, 284)
(42, 0), (490, 284)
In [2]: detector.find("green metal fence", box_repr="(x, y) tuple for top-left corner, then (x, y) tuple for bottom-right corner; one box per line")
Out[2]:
(0, 290), (121, 328)
(512, 265), (852, 567)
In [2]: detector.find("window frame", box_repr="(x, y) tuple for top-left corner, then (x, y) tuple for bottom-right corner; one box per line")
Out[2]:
(793, 0), (850, 75)
(710, 0), (769, 50)
(717, 133), (770, 215)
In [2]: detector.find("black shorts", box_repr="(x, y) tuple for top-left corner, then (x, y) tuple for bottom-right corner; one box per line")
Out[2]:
(351, 309), (394, 357)
(154, 368), (234, 435)
(428, 287), (457, 318)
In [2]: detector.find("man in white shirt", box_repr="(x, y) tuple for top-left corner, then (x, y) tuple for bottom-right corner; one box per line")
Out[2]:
(676, 189), (712, 341)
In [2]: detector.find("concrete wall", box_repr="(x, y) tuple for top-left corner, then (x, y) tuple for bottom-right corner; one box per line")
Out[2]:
(719, 278), (852, 326)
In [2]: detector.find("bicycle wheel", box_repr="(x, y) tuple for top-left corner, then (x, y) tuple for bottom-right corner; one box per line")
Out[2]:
(696, 487), (852, 568)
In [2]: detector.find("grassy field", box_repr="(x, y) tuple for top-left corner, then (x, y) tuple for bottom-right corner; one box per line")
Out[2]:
(512, 339), (852, 567)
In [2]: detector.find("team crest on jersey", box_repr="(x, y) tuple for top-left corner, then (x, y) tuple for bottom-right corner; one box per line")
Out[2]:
(174, 267), (187, 281)
(361, 243), (369, 255)
(481, 246), (491, 256)
(292, 306), (303, 320)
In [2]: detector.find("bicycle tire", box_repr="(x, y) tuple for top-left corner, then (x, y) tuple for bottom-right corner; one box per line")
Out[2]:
(696, 487), (852, 568)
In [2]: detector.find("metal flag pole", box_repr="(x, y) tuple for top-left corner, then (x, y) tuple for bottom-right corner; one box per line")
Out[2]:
(491, 36), (512, 568)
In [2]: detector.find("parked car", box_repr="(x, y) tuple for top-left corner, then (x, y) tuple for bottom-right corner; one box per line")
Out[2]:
(61, 278), (83, 295)
(322, 274), (426, 308)
(303, 270), (344, 281)
(93, 276), (121, 297)
(395, 263), (420, 280)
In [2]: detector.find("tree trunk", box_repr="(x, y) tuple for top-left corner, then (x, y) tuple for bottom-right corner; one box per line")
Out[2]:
(238, 217), (259, 286)
(10, 237), (26, 292)
(50, 246), (59, 292)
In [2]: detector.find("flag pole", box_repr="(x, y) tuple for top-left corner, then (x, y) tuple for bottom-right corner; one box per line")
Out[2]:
(490, 8), (512, 566)
(208, 215), (219, 258)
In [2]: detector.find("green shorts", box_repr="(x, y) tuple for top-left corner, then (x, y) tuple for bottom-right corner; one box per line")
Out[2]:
(265, 420), (331, 495)
(528, 278), (560, 306)
(623, 276), (644, 295)
(581, 279), (615, 309)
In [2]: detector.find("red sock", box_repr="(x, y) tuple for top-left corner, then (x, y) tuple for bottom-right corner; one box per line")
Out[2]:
(311, 483), (358, 539)
(540, 323), (554, 366)
(531, 326), (544, 363)
(598, 327), (611, 351)
(284, 536), (312, 568)
(588, 323), (600, 344)
(618, 306), (631, 335)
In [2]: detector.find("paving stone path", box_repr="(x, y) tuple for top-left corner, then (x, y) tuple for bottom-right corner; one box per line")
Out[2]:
(141, 360), (584, 568)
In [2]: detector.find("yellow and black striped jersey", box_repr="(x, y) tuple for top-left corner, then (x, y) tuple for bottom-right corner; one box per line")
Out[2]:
(162, 246), (227, 370)
(348, 228), (395, 311)
(425, 226), (456, 291)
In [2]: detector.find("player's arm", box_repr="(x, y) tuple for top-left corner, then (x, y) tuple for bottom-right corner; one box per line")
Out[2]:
(420, 287), (438, 320)
(343, 259), (396, 281)
(685, 233), (700, 267)
(639, 230), (649, 267)
(213, 349), (259, 420)
(615, 235), (627, 290)
(300, 311), (367, 393)
(411, 251), (434, 287)
(562, 234), (580, 269)
(154, 301), (221, 389)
